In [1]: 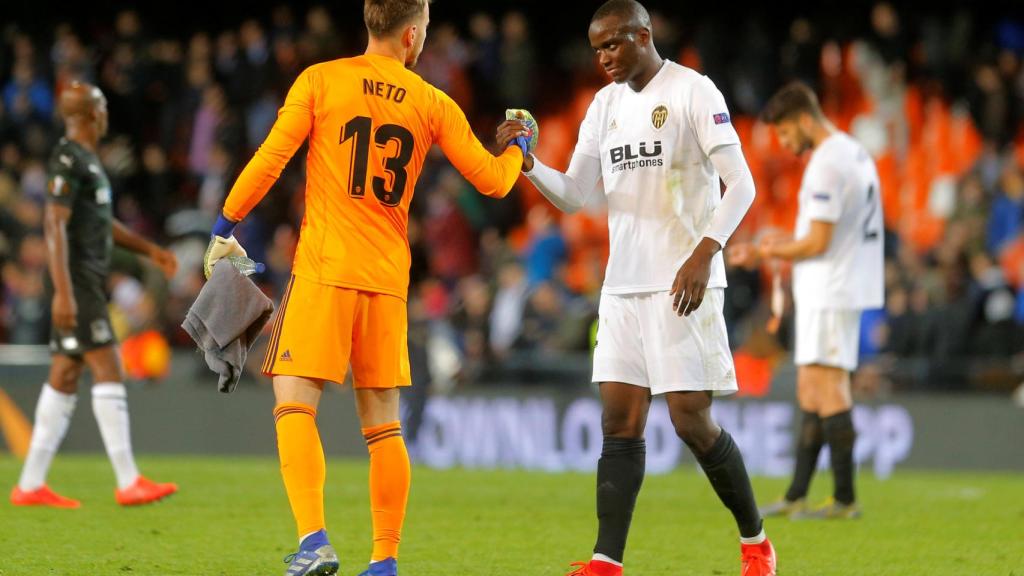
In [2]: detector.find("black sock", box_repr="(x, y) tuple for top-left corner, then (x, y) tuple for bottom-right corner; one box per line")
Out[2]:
(784, 410), (824, 502)
(695, 430), (763, 539)
(822, 411), (856, 505)
(593, 436), (646, 563)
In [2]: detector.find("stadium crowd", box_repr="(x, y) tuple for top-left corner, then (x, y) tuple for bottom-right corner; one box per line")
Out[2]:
(1, 3), (1024, 393)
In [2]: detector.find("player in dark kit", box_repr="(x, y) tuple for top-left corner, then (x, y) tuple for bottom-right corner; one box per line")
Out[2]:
(10, 81), (180, 508)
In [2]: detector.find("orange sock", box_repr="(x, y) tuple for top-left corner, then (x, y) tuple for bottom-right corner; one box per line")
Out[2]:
(362, 420), (410, 561)
(274, 403), (326, 539)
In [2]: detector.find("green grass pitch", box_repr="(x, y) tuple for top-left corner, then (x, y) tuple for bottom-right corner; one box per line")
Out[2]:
(1, 456), (1022, 575)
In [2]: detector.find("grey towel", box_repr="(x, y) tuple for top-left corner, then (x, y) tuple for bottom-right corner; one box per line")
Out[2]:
(182, 260), (274, 393)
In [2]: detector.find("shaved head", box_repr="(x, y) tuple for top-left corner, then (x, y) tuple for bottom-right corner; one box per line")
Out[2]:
(592, 0), (652, 32)
(59, 81), (109, 140)
(59, 81), (105, 119)
(588, 0), (660, 89)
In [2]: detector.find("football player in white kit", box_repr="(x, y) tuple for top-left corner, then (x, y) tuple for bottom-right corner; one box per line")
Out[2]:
(729, 81), (884, 520)
(497, 1), (776, 575)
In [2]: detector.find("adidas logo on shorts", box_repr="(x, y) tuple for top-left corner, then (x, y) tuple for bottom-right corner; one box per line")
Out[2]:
(280, 349), (292, 362)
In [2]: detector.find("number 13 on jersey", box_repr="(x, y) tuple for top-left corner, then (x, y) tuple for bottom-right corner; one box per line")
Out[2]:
(341, 115), (414, 207)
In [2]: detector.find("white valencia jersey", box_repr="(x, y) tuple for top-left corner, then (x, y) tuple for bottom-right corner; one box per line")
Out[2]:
(792, 132), (884, 310)
(574, 61), (741, 294)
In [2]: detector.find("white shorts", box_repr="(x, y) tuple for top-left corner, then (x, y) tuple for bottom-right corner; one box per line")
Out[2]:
(794, 306), (862, 371)
(592, 289), (737, 396)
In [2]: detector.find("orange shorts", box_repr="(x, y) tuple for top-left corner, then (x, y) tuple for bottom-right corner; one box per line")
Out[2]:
(262, 275), (411, 388)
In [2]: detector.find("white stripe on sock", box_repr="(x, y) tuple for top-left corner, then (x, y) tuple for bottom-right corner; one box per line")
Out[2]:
(18, 384), (77, 491)
(592, 554), (623, 567)
(740, 528), (767, 545)
(92, 382), (139, 490)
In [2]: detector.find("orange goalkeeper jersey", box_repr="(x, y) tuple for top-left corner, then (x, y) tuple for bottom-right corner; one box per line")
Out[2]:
(223, 53), (523, 300)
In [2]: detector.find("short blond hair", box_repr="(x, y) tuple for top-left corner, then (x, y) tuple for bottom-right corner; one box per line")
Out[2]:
(364, 0), (429, 37)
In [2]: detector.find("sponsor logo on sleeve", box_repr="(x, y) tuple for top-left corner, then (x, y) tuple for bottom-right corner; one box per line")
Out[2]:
(812, 192), (831, 201)
(49, 176), (68, 196)
(713, 112), (731, 125)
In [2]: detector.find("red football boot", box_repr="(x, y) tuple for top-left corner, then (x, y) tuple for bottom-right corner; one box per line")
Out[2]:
(115, 476), (178, 506)
(10, 485), (81, 509)
(741, 538), (777, 576)
(566, 559), (623, 576)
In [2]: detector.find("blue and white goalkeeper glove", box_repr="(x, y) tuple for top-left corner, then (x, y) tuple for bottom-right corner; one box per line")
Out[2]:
(506, 109), (539, 156)
(204, 235), (248, 279)
(204, 214), (264, 279)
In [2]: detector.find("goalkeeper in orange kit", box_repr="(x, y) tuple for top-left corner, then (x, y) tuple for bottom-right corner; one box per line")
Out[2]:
(202, 1), (534, 575)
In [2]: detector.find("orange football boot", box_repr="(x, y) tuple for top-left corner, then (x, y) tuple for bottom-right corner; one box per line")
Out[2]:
(741, 538), (777, 576)
(10, 485), (81, 509)
(566, 559), (622, 576)
(115, 476), (178, 506)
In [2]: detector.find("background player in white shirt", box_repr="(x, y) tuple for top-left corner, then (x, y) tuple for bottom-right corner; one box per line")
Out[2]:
(498, 1), (776, 575)
(729, 81), (884, 520)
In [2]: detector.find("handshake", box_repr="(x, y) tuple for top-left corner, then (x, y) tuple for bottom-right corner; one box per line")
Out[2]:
(498, 109), (539, 162)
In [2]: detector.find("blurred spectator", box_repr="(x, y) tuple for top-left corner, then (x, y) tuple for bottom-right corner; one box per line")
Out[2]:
(523, 205), (566, 287)
(138, 144), (175, 228)
(514, 281), (564, 355)
(467, 12), (500, 112)
(498, 11), (535, 110)
(867, 2), (908, 68)
(949, 174), (989, 254)
(1, 233), (48, 343)
(188, 84), (239, 177)
(780, 19), (821, 88)
(490, 261), (528, 357)
(51, 28), (93, 90)
(3, 61), (52, 125)
(450, 275), (492, 380)
(987, 163), (1024, 253)
(968, 62), (1018, 149)
(424, 169), (479, 283)
(301, 6), (343, 63)
(417, 23), (471, 109)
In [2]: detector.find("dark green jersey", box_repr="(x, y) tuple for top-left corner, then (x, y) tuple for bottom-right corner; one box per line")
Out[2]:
(46, 137), (113, 283)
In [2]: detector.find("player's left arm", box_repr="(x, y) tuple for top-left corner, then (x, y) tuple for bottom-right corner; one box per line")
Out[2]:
(671, 76), (756, 317)
(111, 219), (178, 279)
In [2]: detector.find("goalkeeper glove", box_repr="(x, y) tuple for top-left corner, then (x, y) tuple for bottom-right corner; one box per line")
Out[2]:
(204, 235), (248, 279)
(505, 108), (539, 156)
(204, 214), (247, 279)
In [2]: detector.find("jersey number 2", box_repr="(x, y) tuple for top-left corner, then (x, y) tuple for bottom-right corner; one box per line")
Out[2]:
(341, 115), (414, 207)
(862, 184), (880, 241)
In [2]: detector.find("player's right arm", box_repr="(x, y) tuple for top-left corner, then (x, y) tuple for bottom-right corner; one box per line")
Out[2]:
(204, 67), (315, 276)
(44, 160), (77, 330)
(517, 98), (603, 214)
(521, 152), (600, 214)
(762, 161), (842, 262)
(433, 89), (524, 198)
